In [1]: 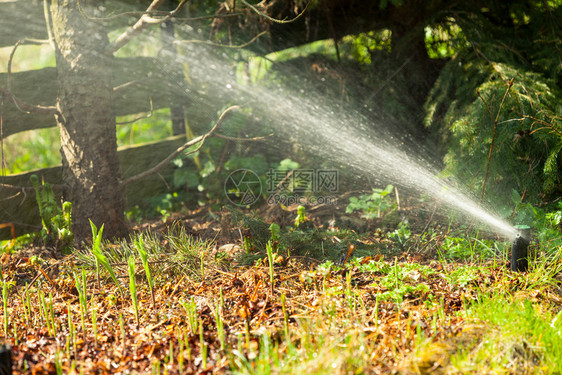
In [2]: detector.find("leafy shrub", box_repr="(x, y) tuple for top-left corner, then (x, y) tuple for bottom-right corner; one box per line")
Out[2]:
(425, 8), (562, 207)
(346, 184), (396, 219)
(511, 192), (562, 250)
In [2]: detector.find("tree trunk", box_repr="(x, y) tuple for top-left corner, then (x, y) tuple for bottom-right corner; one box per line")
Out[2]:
(50, 0), (128, 243)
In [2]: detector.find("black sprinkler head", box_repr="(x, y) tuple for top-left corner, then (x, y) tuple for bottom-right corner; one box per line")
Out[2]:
(511, 225), (531, 272)
(0, 344), (12, 375)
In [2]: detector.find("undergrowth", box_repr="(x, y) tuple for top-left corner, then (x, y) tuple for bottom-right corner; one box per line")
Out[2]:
(2, 212), (562, 374)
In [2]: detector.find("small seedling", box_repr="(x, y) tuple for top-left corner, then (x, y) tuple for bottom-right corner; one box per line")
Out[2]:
(177, 330), (184, 373)
(266, 241), (275, 289)
(294, 205), (307, 228)
(12, 323), (17, 346)
(66, 302), (77, 357)
(49, 292), (57, 335)
(199, 321), (207, 368)
(54, 349), (62, 375)
(128, 256), (140, 327)
(90, 221), (122, 294)
(168, 340), (174, 368)
(281, 293), (289, 338)
(215, 301), (225, 351)
(39, 290), (53, 335)
(25, 286), (32, 325)
(30, 175), (73, 250)
(200, 250), (205, 279)
(92, 308), (98, 347)
(152, 361), (161, 374)
(135, 234), (155, 306)
(73, 269), (87, 333)
(119, 313), (126, 348)
(2, 281), (10, 335)
(269, 223), (281, 243)
(180, 297), (199, 335)
(20, 291), (29, 326)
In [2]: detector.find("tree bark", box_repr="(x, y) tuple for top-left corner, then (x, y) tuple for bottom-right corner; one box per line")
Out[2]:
(50, 0), (128, 243)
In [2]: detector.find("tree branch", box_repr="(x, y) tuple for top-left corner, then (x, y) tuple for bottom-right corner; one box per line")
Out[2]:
(78, 0), (173, 22)
(108, 0), (189, 54)
(213, 132), (271, 142)
(175, 30), (268, 49)
(478, 79), (513, 201)
(77, 0), (242, 23)
(0, 182), (63, 192)
(116, 98), (154, 125)
(43, 0), (56, 49)
(239, 0), (310, 24)
(8, 39), (51, 92)
(0, 86), (59, 116)
(120, 105), (240, 187)
(1, 38), (58, 116)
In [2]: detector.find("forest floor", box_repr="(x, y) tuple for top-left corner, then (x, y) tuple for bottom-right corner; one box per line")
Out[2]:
(2, 202), (562, 374)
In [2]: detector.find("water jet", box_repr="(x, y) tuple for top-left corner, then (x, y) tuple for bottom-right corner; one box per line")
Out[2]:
(511, 225), (531, 272)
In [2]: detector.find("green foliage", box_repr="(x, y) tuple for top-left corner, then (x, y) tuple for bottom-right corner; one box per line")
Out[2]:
(232, 210), (377, 264)
(31, 175), (58, 234)
(511, 193), (562, 250)
(426, 3), (562, 206)
(179, 297), (199, 335)
(30, 175), (73, 251)
(439, 236), (503, 261)
(312, 258), (434, 305)
(294, 205), (307, 228)
(445, 265), (481, 288)
(343, 31), (391, 66)
(464, 295), (562, 373)
(424, 24), (468, 59)
(277, 158), (299, 172)
(268, 223), (281, 243)
(388, 221), (412, 248)
(3, 128), (61, 174)
(346, 184), (396, 219)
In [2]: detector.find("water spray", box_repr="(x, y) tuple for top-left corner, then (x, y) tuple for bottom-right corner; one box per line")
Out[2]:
(511, 225), (531, 272)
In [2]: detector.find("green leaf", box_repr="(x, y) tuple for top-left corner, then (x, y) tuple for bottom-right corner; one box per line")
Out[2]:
(277, 158), (300, 172)
(511, 189), (521, 205)
(89, 220), (122, 294)
(173, 169), (199, 188)
(543, 143), (562, 192)
(200, 160), (216, 178)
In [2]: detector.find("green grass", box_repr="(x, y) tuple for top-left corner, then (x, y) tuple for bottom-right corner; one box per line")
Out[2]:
(462, 295), (561, 373)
